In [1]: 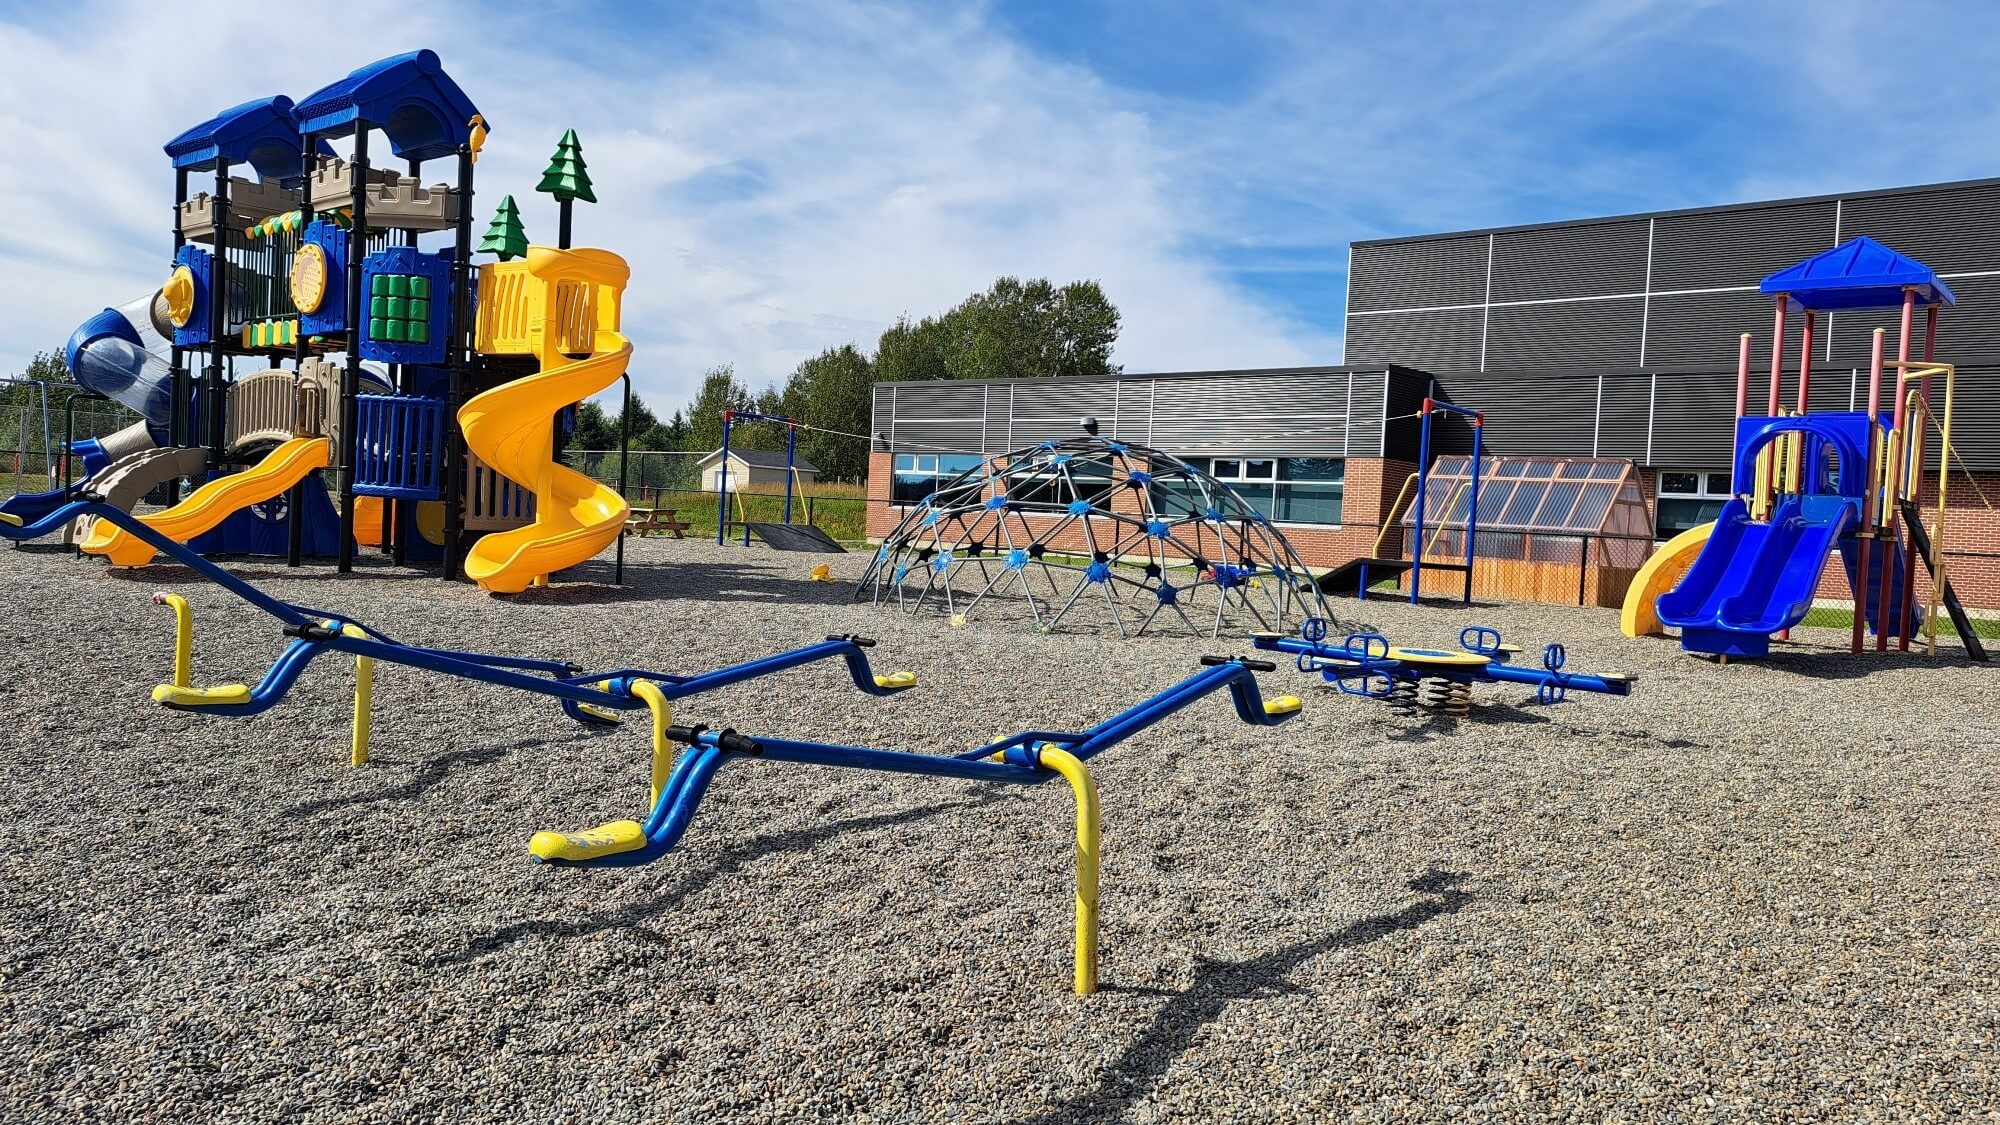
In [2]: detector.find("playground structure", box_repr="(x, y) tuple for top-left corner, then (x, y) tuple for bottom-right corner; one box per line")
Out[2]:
(1626, 237), (1989, 661)
(715, 409), (846, 553)
(858, 420), (1332, 637)
(1253, 620), (1635, 716)
(3, 496), (1304, 996)
(0, 51), (638, 593)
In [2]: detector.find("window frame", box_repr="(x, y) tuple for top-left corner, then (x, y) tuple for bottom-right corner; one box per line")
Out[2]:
(1653, 467), (1734, 539)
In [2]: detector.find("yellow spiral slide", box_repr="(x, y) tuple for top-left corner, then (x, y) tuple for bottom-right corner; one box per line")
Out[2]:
(81, 436), (330, 567)
(460, 246), (632, 593)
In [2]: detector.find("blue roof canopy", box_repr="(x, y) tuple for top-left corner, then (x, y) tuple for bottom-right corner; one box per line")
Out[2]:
(164, 96), (331, 180)
(1759, 236), (1955, 313)
(292, 50), (485, 163)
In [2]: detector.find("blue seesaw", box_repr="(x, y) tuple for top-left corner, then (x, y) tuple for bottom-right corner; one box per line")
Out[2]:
(1251, 618), (1636, 714)
(529, 652), (1303, 994)
(2, 501), (916, 769)
(5, 501), (1304, 995)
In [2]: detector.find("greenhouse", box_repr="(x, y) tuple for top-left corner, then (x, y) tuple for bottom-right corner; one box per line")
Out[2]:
(1397, 456), (1654, 607)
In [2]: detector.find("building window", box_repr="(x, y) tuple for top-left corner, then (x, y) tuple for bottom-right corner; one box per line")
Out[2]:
(1160, 457), (1344, 525)
(893, 453), (984, 505)
(1655, 469), (1732, 538)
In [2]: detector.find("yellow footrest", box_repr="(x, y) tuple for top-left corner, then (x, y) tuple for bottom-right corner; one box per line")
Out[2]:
(528, 819), (647, 862)
(1264, 695), (1304, 716)
(875, 671), (918, 690)
(151, 683), (253, 707)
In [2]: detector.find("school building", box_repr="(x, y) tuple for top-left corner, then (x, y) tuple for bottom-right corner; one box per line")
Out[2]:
(866, 177), (2000, 609)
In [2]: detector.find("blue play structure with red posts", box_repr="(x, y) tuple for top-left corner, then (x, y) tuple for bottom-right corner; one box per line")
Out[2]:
(1654, 236), (1986, 661)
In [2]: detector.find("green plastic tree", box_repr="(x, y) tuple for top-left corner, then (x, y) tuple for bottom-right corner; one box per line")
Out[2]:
(478, 195), (529, 260)
(535, 129), (597, 204)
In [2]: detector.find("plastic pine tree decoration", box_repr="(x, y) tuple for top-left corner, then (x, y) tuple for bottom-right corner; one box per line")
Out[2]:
(478, 195), (529, 260)
(535, 129), (597, 204)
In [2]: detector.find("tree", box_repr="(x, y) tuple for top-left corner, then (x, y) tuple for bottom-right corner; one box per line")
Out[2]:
(535, 129), (597, 204)
(572, 401), (618, 451)
(873, 315), (950, 384)
(682, 365), (757, 454)
(21, 351), (70, 384)
(477, 195), (529, 260)
(872, 277), (1120, 384)
(783, 344), (873, 482)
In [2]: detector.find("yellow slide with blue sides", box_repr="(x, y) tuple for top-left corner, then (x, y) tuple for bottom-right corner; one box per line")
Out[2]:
(461, 246), (631, 594)
(81, 436), (330, 567)
(1619, 521), (1714, 638)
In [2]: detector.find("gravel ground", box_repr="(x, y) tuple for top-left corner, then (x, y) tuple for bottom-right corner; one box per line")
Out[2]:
(0, 534), (1994, 1123)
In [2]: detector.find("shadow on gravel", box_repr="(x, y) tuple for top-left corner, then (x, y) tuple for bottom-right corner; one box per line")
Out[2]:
(428, 790), (1022, 966)
(1757, 647), (1985, 677)
(277, 736), (570, 819)
(1014, 870), (1475, 1125)
(1380, 702), (1552, 744)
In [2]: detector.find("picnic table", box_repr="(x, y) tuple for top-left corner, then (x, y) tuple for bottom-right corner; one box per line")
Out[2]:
(624, 507), (691, 539)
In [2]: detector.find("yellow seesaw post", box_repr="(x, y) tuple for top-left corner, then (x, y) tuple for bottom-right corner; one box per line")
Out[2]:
(1038, 746), (1101, 996)
(151, 593), (193, 689)
(628, 680), (675, 806)
(340, 624), (374, 766)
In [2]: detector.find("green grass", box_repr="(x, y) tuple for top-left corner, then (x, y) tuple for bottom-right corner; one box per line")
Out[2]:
(1799, 604), (2000, 639)
(627, 488), (871, 544)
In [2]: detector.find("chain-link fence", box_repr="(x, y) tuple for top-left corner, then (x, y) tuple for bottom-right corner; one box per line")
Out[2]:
(0, 390), (142, 493)
(557, 450), (873, 542)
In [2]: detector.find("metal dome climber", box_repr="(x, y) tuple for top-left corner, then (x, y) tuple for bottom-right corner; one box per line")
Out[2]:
(858, 422), (1333, 637)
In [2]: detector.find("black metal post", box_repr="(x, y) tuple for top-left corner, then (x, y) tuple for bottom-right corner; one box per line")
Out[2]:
(61, 390), (111, 552)
(336, 126), (368, 571)
(205, 162), (230, 470)
(615, 371), (631, 584)
(169, 167), (189, 503)
(441, 141), (474, 581)
(1577, 535), (1591, 607)
(385, 156), (425, 567)
(288, 133), (316, 569)
(558, 197), (573, 250)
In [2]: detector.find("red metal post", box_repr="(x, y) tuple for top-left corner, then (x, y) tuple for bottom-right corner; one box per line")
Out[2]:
(1894, 290), (1919, 649)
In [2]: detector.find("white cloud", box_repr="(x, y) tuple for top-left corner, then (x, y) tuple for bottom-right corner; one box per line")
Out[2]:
(0, 0), (1325, 409)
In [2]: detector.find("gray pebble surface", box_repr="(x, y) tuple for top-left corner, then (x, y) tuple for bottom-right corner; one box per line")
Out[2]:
(0, 535), (1993, 1122)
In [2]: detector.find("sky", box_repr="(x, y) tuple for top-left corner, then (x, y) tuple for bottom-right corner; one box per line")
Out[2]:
(2, 0), (1998, 409)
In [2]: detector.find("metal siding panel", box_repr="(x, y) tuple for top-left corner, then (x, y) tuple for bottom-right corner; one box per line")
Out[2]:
(1648, 373), (1740, 466)
(1649, 200), (1839, 291)
(1949, 368), (2000, 471)
(1824, 275), (2000, 368)
(1839, 182), (2000, 275)
(1489, 220), (1649, 301)
(1644, 289), (1806, 372)
(871, 385), (894, 439)
(1425, 372), (1601, 457)
(1344, 307), (1484, 369)
(1349, 371), (1391, 459)
(1149, 372), (1349, 456)
(1377, 369), (1426, 460)
(1595, 374), (1651, 460)
(1484, 298), (1644, 369)
(1347, 236), (1488, 311)
(889, 419), (987, 452)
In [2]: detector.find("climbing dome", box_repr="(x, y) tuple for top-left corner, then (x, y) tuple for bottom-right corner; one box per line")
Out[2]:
(858, 428), (1332, 637)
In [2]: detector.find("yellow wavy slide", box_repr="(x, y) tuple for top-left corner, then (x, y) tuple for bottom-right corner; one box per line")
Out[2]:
(1619, 521), (1714, 638)
(81, 436), (330, 567)
(460, 246), (631, 594)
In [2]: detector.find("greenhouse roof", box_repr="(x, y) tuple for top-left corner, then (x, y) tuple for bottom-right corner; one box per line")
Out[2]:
(1401, 456), (1651, 538)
